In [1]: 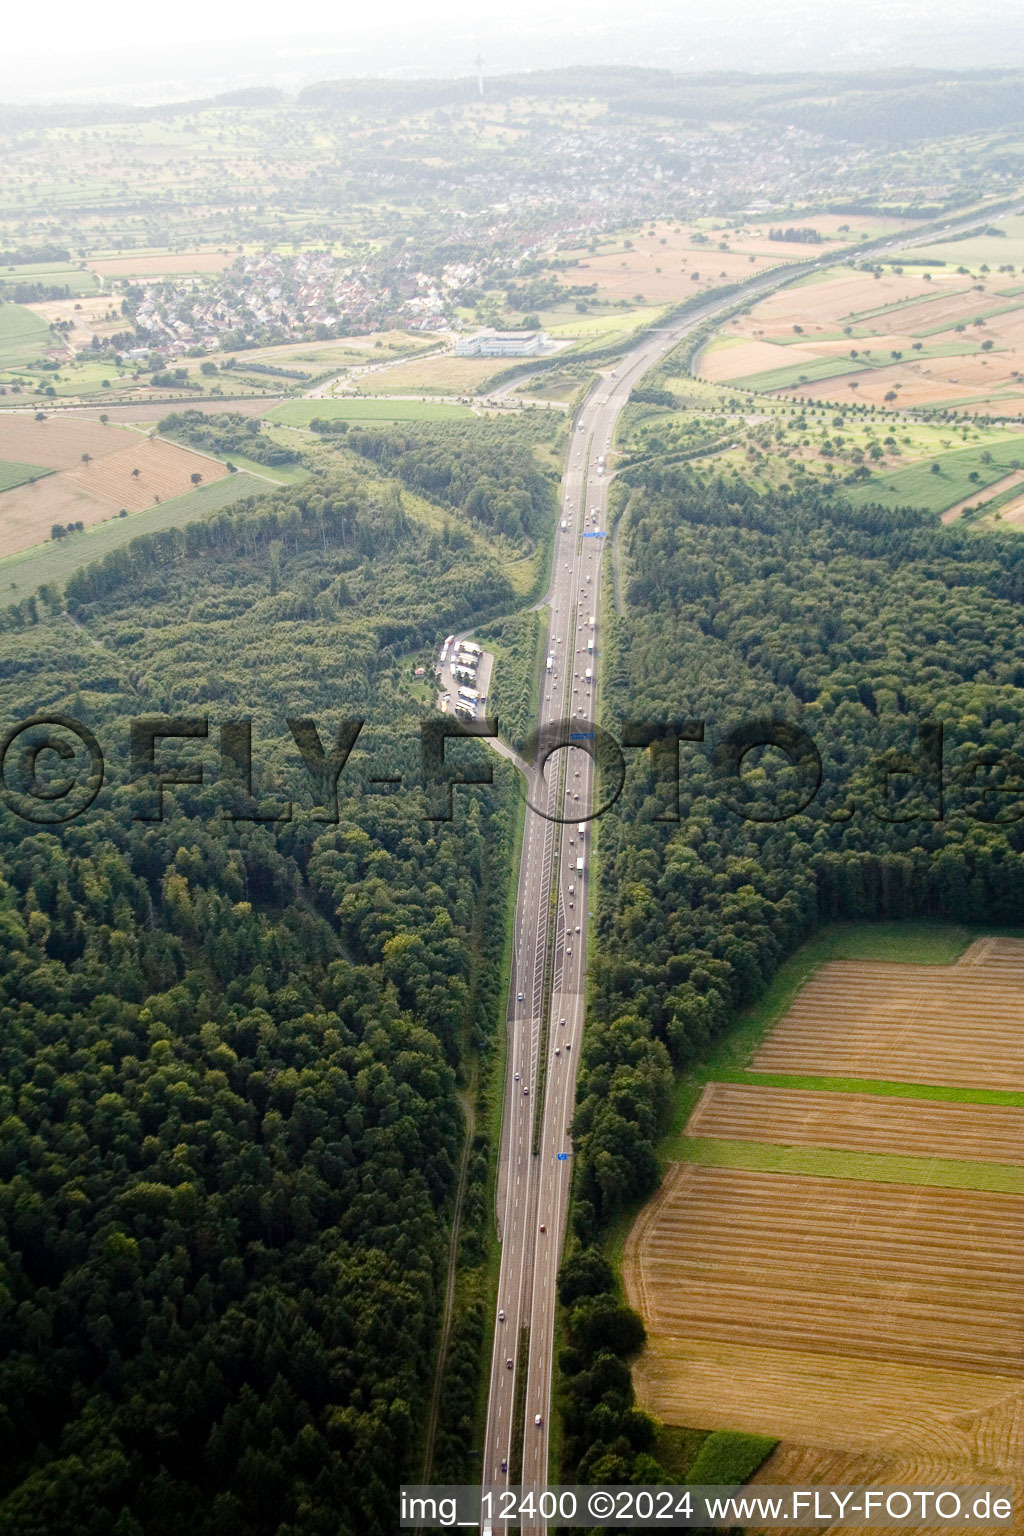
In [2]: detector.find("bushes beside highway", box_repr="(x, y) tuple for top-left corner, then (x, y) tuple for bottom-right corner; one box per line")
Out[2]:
(556, 1252), (661, 1484)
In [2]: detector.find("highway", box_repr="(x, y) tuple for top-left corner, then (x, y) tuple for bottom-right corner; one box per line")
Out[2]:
(479, 268), (801, 1529)
(478, 198), (1023, 1534)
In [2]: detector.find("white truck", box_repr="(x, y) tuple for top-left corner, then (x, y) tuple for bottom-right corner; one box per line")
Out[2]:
(576, 857), (584, 874)
(585, 667), (592, 682)
(546, 655), (554, 673)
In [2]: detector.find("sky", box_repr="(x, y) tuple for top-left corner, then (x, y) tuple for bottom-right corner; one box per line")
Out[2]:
(1, 0), (1022, 104)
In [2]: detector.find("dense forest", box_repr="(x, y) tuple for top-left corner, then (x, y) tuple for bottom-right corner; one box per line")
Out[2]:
(561, 470), (1024, 1481)
(0, 466), (521, 1532)
(337, 417), (557, 551)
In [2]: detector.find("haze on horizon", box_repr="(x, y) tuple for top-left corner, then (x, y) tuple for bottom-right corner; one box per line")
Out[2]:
(2, 0), (1024, 107)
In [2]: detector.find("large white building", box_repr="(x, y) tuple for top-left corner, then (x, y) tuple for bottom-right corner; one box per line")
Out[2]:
(454, 328), (549, 357)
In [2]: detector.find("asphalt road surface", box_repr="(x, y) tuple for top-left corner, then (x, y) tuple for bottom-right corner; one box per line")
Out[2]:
(479, 198), (1024, 1535)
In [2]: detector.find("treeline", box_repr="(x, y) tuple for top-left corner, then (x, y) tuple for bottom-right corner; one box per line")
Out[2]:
(768, 226), (822, 243)
(0, 458), (522, 1531)
(564, 468), (1024, 1476)
(228, 361), (311, 381)
(340, 419), (557, 547)
(1, 282), (73, 303)
(556, 1251), (656, 1484)
(158, 410), (301, 468)
(0, 244), (71, 264)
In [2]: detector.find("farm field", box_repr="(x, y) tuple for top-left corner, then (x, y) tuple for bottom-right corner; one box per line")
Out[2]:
(751, 938), (1024, 1089)
(0, 263), (98, 297)
(891, 214), (1024, 276)
(0, 472), (265, 602)
(268, 397), (474, 426)
(626, 1164), (1023, 1374)
(86, 250), (237, 278)
(547, 215), (919, 307)
(0, 435), (227, 556)
(634, 1333), (1023, 1461)
(994, 488), (1024, 526)
(351, 354), (513, 395)
(627, 928), (1024, 1521)
(698, 261), (1024, 413)
(0, 304), (52, 368)
(687, 1082), (1024, 1164)
(841, 432), (1024, 512)
(0, 459), (52, 492)
(0, 413), (140, 468)
(938, 468), (1024, 522)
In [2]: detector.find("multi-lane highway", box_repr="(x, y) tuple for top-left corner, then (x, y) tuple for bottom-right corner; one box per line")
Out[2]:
(479, 277), (792, 1524)
(479, 198), (1022, 1534)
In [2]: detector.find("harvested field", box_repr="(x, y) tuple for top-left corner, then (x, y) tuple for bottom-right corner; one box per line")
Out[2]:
(751, 1436), (1024, 1532)
(700, 338), (826, 383)
(632, 1334), (1023, 1460)
(751, 938), (1024, 1090)
(87, 251), (236, 278)
(0, 475), (122, 555)
(61, 438), (227, 511)
(551, 218), (915, 307)
(0, 437), (226, 556)
(626, 1164), (1024, 1375)
(701, 266), (1024, 412)
(0, 473), (265, 602)
(687, 1083), (1024, 1164)
(0, 413), (136, 470)
(353, 354), (509, 394)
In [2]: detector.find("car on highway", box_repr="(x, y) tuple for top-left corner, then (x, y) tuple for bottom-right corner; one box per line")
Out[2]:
(535, 1414), (543, 1426)
(517, 992), (524, 1001)
(506, 1358), (513, 1369)
(539, 1224), (545, 1234)
(523, 1086), (529, 1095)
(499, 1310), (505, 1321)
